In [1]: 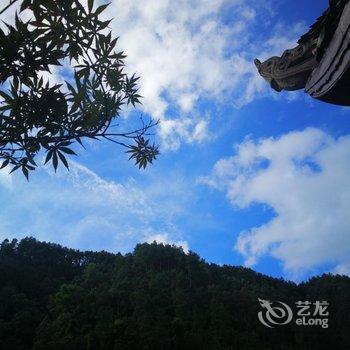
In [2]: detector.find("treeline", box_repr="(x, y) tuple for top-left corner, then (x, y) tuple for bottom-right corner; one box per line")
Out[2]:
(0, 237), (349, 349)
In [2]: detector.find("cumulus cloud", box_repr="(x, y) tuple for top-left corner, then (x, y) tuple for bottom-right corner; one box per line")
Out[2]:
(107, 0), (237, 149)
(1, 0), (307, 148)
(201, 128), (350, 278)
(107, 0), (306, 147)
(0, 161), (188, 253)
(145, 232), (189, 253)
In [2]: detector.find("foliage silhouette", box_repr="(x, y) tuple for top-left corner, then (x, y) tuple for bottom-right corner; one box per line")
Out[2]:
(0, 237), (349, 349)
(0, 0), (159, 179)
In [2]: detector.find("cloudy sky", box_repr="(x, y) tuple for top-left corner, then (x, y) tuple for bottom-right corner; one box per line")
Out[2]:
(1, 0), (350, 281)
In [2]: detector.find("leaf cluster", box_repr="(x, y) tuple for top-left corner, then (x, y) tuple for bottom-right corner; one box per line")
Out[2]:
(0, 0), (159, 179)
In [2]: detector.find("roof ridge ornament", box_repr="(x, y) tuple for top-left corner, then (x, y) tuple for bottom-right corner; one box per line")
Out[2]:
(255, 0), (350, 106)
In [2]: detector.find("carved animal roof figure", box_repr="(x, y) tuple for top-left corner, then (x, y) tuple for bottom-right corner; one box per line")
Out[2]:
(255, 0), (350, 106)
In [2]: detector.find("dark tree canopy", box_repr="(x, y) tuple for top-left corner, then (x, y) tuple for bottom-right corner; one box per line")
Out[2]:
(0, 0), (159, 179)
(1, 237), (350, 349)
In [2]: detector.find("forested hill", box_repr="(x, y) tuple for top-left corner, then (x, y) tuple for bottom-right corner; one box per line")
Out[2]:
(0, 238), (349, 350)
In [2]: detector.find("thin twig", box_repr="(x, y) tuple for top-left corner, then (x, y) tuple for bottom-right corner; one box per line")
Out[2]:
(0, 120), (159, 145)
(0, 0), (19, 16)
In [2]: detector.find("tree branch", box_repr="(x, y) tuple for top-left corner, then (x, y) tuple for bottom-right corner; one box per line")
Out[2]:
(0, 0), (19, 16)
(0, 120), (159, 145)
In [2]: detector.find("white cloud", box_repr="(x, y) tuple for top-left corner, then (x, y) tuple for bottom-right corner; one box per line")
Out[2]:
(0, 161), (188, 253)
(107, 0), (305, 147)
(108, 0), (238, 149)
(1, 0), (308, 149)
(145, 232), (189, 253)
(201, 128), (350, 279)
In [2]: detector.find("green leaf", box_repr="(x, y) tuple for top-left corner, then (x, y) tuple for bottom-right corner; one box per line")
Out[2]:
(27, 157), (37, 166)
(59, 141), (73, 147)
(57, 151), (69, 169)
(10, 164), (21, 174)
(59, 147), (76, 155)
(22, 166), (29, 181)
(0, 91), (12, 103)
(44, 150), (53, 164)
(52, 152), (58, 172)
(75, 137), (85, 149)
(99, 20), (112, 31)
(88, 0), (94, 13)
(95, 3), (110, 16)
(0, 159), (10, 169)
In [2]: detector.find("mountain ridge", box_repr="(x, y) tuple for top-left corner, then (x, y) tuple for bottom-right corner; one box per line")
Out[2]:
(1, 237), (349, 349)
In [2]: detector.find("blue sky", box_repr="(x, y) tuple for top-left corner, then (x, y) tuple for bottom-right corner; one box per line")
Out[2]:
(1, 0), (350, 281)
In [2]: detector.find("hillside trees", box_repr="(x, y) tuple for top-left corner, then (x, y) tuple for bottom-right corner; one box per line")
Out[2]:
(1, 237), (350, 349)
